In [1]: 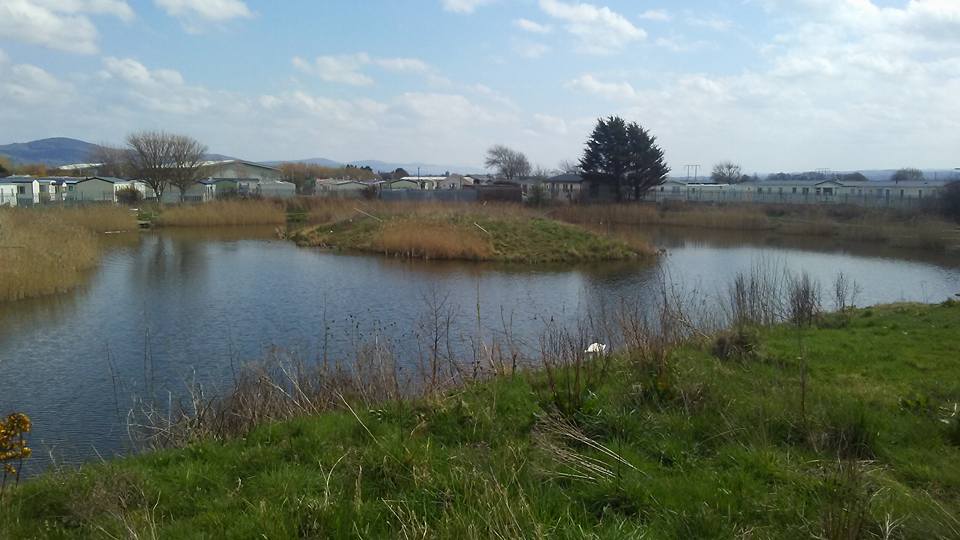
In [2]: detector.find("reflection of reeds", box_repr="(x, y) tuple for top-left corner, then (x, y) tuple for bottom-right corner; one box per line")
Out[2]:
(0, 207), (137, 302)
(155, 201), (286, 227)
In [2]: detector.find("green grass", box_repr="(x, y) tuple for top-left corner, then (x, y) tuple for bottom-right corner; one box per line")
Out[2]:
(4, 302), (960, 538)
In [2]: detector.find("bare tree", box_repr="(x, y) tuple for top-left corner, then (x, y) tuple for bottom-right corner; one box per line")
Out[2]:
(558, 159), (581, 174)
(891, 168), (924, 183)
(531, 165), (553, 179)
(126, 131), (175, 202)
(89, 144), (133, 178)
(484, 144), (531, 180)
(168, 135), (208, 202)
(711, 161), (746, 184)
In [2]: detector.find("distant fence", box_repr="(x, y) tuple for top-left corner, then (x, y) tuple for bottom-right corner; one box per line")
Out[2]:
(643, 190), (936, 210)
(0, 192), (119, 207)
(380, 189), (479, 203)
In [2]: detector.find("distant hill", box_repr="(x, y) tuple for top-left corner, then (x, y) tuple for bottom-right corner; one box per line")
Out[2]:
(1, 137), (484, 175)
(0, 137), (238, 168)
(261, 157), (344, 169)
(0, 138), (100, 166)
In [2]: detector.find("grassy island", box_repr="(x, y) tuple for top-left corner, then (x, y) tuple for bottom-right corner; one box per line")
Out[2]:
(3, 301), (960, 538)
(290, 202), (650, 263)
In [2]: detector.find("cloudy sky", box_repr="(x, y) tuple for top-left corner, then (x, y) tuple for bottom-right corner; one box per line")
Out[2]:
(1, 0), (958, 172)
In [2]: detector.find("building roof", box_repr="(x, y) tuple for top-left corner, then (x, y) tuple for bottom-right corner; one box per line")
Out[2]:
(202, 160), (281, 172)
(739, 178), (949, 188)
(80, 176), (128, 184)
(58, 163), (103, 170)
(0, 176), (40, 183)
(545, 173), (583, 184)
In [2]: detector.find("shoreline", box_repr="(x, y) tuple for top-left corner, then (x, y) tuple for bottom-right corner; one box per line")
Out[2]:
(3, 300), (959, 537)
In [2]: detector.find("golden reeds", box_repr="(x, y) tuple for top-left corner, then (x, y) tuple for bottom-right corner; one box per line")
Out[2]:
(0, 206), (137, 302)
(155, 200), (287, 227)
(373, 219), (494, 260)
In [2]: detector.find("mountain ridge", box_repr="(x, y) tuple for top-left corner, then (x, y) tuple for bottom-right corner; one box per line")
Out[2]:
(0, 137), (486, 175)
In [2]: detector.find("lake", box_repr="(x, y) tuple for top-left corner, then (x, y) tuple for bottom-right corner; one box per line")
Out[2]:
(1, 226), (958, 476)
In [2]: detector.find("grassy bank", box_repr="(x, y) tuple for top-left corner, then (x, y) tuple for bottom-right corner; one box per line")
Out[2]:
(153, 200), (287, 227)
(0, 206), (137, 302)
(553, 202), (960, 251)
(291, 201), (650, 263)
(3, 301), (959, 538)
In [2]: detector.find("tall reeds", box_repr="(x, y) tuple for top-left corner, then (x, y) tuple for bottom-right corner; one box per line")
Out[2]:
(0, 206), (137, 302)
(155, 200), (287, 227)
(374, 220), (493, 260)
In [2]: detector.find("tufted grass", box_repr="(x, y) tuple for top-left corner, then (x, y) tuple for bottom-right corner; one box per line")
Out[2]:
(3, 302), (960, 538)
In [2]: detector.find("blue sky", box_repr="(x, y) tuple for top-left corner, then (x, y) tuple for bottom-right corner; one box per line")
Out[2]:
(1, 0), (958, 172)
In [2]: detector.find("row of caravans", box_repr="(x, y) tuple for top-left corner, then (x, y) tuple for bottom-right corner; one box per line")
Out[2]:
(653, 178), (952, 206)
(0, 176), (146, 206)
(0, 161), (297, 207)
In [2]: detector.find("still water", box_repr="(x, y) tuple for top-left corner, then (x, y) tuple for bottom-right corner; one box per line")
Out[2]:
(1, 227), (958, 475)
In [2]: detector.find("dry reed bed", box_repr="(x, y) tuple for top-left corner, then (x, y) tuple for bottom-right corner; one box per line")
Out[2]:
(0, 206), (137, 302)
(374, 219), (494, 260)
(155, 200), (287, 227)
(295, 200), (649, 262)
(554, 202), (958, 251)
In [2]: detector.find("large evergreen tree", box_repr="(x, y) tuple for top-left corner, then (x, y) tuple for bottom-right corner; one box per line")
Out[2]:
(579, 116), (669, 201)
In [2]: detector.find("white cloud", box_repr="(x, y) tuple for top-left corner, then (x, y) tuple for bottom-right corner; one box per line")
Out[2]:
(538, 0), (646, 54)
(0, 62), (73, 106)
(533, 113), (568, 135)
(655, 36), (707, 53)
(293, 54), (374, 86)
(687, 15), (733, 31)
(514, 18), (552, 34)
(441, 0), (492, 14)
(0, 49), (7, 64)
(516, 42), (550, 59)
(639, 9), (671, 21)
(374, 57), (430, 73)
(567, 74), (636, 100)
(100, 57), (213, 114)
(564, 0), (960, 170)
(398, 92), (497, 124)
(154, 0), (251, 30)
(293, 53), (432, 86)
(0, 0), (132, 54)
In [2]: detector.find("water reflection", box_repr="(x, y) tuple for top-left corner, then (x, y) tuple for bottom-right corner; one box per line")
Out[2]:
(0, 226), (957, 476)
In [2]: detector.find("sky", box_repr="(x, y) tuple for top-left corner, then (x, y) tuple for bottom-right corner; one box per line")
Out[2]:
(0, 0), (958, 173)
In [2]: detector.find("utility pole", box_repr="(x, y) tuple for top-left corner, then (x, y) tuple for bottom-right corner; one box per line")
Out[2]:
(684, 164), (701, 182)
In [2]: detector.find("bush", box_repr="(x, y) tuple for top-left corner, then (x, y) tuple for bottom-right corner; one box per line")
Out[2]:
(525, 184), (548, 207)
(942, 181), (960, 222)
(115, 186), (143, 206)
(711, 327), (760, 362)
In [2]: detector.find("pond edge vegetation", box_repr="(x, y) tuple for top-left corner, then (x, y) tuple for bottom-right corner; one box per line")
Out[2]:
(3, 265), (960, 538)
